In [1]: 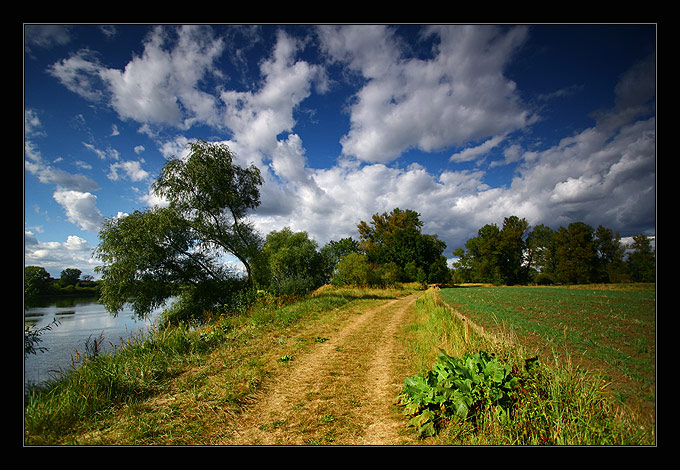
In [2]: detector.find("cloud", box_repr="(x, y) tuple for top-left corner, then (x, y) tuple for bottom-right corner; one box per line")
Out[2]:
(41, 25), (654, 259)
(247, 53), (655, 253)
(25, 231), (98, 277)
(450, 134), (506, 163)
(107, 160), (150, 182)
(53, 189), (104, 232)
(25, 25), (72, 53)
(49, 25), (225, 128)
(25, 141), (100, 192)
(220, 29), (326, 154)
(318, 25), (533, 163)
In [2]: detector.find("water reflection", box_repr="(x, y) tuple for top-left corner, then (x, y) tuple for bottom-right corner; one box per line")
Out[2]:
(24, 297), (165, 387)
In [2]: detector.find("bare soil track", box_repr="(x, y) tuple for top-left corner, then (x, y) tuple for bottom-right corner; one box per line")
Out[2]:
(218, 292), (422, 445)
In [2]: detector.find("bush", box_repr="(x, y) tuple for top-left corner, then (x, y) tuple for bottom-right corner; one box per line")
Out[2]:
(331, 253), (403, 287)
(332, 253), (374, 287)
(534, 273), (555, 285)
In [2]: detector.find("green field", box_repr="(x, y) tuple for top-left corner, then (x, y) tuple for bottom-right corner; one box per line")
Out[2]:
(438, 284), (655, 425)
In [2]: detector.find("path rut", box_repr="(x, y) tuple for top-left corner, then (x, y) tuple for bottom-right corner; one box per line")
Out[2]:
(218, 293), (421, 445)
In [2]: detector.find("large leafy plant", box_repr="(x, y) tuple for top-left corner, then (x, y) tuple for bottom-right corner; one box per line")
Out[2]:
(396, 350), (522, 437)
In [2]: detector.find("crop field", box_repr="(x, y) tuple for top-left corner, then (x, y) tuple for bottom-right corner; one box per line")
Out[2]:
(438, 284), (656, 425)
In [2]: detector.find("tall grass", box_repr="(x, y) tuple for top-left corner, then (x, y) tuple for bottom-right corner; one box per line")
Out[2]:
(24, 322), (207, 444)
(401, 288), (654, 445)
(24, 285), (414, 445)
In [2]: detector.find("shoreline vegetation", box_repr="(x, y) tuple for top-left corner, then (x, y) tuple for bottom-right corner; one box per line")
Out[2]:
(23, 282), (655, 446)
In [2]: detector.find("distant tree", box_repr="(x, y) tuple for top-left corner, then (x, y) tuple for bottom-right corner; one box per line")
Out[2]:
(257, 227), (326, 296)
(427, 257), (451, 284)
(357, 208), (446, 282)
(497, 216), (530, 285)
(626, 234), (655, 282)
(331, 252), (378, 287)
(453, 216), (529, 285)
(24, 266), (52, 304)
(59, 268), (82, 287)
(593, 225), (627, 282)
(462, 223), (502, 284)
(451, 248), (473, 283)
(525, 224), (557, 277)
(95, 140), (263, 320)
(320, 237), (360, 282)
(553, 222), (597, 284)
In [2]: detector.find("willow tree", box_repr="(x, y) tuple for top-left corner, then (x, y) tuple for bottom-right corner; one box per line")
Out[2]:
(95, 140), (263, 319)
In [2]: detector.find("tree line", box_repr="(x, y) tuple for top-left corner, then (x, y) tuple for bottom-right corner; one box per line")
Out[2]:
(452, 216), (655, 286)
(40, 140), (653, 323)
(24, 266), (100, 305)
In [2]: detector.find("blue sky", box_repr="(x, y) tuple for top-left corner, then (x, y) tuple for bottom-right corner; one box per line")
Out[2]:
(24, 24), (656, 278)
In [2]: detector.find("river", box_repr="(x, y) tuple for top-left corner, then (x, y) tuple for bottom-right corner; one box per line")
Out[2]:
(24, 297), (167, 387)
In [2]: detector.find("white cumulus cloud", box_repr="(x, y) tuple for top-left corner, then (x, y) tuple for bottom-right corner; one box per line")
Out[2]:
(53, 189), (104, 232)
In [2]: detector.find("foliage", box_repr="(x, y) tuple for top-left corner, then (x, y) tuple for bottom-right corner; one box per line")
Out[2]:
(255, 227), (328, 296)
(24, 318), (60, 356)
(59, 268), (82, 287)
(331, 252), (381, 287)
(453, 216), (529, 285)
(151, 139), (264, 284)
(627, 234), (655, 282)
(396, 350), (522, 437)
(319, 237), (360, 281)
(357, 208), (449, 283)
(453, 216), (654, 285)
(24, 266), (52, 303)
(95, 140), (263, 319)
(553, 222), (598, 284)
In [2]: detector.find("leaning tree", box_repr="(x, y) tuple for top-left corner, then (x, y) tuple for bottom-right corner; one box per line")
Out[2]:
(95, 140), (264, 319)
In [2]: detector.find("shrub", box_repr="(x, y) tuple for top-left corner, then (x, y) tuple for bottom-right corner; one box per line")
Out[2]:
(395, 350), (522, 437)
(534, 272), (555, 285)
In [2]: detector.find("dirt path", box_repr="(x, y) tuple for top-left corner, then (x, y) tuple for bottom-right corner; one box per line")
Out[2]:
(218, 293), (422, 445)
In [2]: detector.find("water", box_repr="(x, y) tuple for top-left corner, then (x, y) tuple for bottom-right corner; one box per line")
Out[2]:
(24, 297), (166, 387)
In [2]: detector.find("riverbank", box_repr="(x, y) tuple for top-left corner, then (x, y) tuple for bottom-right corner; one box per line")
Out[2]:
(24, 285), (654, 445)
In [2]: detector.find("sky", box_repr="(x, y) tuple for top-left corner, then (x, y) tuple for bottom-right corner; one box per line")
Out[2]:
(24, 24), (656, 279)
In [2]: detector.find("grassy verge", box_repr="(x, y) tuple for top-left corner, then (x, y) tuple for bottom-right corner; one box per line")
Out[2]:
(438, 284), (656, 428)
(24, 285), (416, 445)
(396, 287), (654, 445)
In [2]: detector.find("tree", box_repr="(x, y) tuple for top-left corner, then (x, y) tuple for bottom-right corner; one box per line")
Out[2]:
(152, 139), (263, 285)
(497, 216), (530, 285)
(626, 234), (655, 282)
(320, 237), (360, 282)
(525, 224), (557, 277)
(331, 252), (381, 287)
(257, 227), (326, 296)
(59, 268), (82, 287)
(553, 222), (597, 284)
(462, 223), (502, 284)
(24, 266), (52, 304)
(357, 208), (446, 282)
(95, 140), (263, 319)
(594, 225), (626, 282)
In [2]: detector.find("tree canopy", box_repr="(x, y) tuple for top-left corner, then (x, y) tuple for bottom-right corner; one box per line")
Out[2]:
(453, 216), (654, 285)
(255, 227), (327, 296)
(94, 140), (263, 319)
(356, 208), (449, 284)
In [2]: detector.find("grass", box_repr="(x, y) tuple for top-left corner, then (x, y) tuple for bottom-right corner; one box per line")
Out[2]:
(24, 285), (415, 445)
(24, 282), (655, 445)
(400, 285), (655, 445)
(438, 284), (655, 424)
